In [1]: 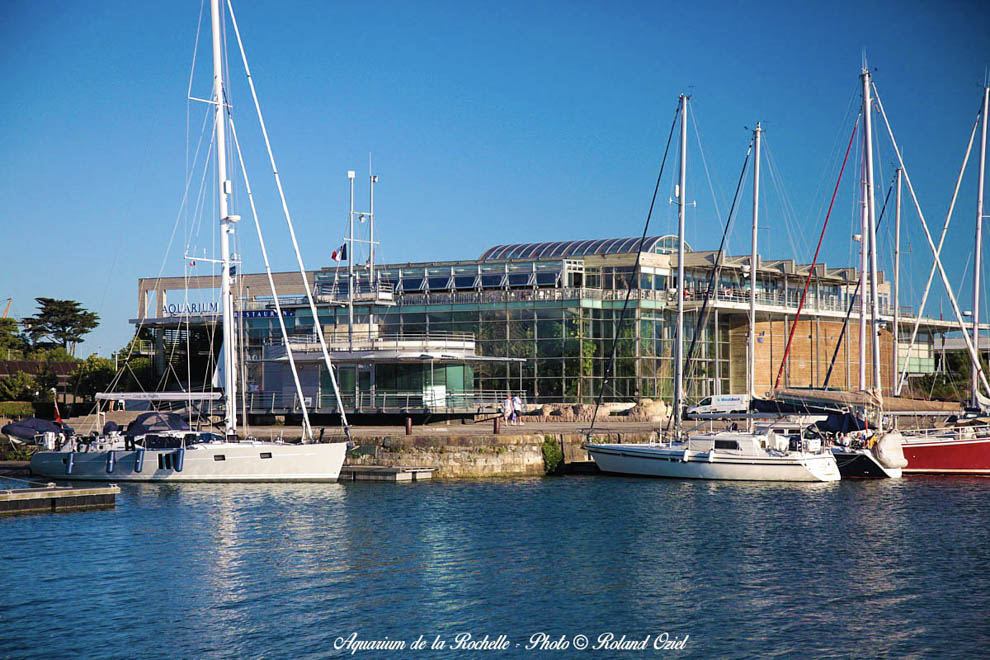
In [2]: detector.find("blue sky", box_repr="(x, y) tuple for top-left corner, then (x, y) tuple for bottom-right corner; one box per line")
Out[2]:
(1, 0), (988, 356)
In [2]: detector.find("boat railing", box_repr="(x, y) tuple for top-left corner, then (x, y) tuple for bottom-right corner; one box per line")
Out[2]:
(900, 424), (990, 440)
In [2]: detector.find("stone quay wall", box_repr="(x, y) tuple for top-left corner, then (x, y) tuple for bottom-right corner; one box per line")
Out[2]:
(345, 430), (657, 478)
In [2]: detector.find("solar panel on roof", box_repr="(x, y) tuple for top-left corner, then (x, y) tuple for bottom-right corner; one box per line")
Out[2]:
(478, 236), (688, 260)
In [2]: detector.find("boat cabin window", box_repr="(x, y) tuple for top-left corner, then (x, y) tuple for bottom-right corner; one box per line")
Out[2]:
(214, 455), (226, 461)
(145, 435), (183, 450)
(714, 439), (739, 450)
(260, 452), (272, 459)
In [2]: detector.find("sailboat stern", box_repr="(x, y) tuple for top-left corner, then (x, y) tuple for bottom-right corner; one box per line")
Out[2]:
(800, 453), (842, 482)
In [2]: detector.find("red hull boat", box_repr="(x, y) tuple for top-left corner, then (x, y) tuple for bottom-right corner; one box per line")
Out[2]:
(901, 430), (990, 474)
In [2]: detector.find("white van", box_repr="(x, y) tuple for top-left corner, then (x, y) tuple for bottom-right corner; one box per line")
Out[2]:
(686, 394), (751, 417)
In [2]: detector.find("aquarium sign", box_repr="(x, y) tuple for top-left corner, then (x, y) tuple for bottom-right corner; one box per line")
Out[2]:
(162, 302), (220, 316)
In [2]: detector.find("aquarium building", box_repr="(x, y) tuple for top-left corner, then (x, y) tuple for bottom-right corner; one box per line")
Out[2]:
(132, 235), (950, 417)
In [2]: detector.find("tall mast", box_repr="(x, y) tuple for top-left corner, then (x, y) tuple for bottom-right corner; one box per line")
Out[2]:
(749, 123), (761, 400)
(211, 0), (237, 435)
(673, 94), (688, 439)
(972, 86), (989, 407)
(893, 167), (902, 395)
(862, 68), (882, 391)
(857, 151), (868, 387)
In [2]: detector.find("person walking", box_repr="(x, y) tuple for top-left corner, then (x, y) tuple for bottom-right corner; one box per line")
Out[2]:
(512, 393), (524, 426)
(503, 393), (513, 426)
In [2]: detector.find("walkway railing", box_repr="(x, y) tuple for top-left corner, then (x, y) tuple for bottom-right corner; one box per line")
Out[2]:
(260, 331), (476, 352)
(245, 389), (515, 414)
(256, 283), (922, 322)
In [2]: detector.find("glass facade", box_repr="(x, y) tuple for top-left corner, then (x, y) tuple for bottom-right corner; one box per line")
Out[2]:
(140, 236), (935, 410)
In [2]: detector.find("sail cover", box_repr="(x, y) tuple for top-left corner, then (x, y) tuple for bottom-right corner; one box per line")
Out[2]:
(2, 417), (70, 440)
(126, 412), (189, 435)
(814, 413), (868, 434)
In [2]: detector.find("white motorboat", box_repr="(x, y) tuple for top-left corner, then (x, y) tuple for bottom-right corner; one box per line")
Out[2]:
(30, 0), (351, 483)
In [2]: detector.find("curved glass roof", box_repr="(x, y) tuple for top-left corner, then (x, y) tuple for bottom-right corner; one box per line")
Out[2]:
(479, 235), (690, 261)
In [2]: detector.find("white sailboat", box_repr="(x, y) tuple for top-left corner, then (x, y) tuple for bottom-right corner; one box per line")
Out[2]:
(30, 0), (348, 482)
(585, 96), (840, 482)
(819, 67), (905, 479)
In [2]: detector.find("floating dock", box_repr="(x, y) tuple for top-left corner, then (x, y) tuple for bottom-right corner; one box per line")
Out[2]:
(0, 484), (120, 515)
(339, 466), (434, 482)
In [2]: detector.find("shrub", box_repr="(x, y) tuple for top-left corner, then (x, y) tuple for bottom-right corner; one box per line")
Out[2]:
(0, 372), (38, 401)
(0, 441), (35, 461)
(70, 355), (116, 399)
(0, 401), (34, 418)
(541, 435), (563, 475)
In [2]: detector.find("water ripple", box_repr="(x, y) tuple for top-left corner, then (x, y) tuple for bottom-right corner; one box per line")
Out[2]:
(1, 477), (988, 657)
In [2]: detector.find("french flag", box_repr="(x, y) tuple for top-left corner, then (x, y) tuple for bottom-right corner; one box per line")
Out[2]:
(331, 243), (347, 262)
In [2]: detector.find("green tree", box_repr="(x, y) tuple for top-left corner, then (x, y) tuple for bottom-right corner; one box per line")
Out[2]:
(34, 364), (58, 401)
(71, 355), (117, 399)
(913, 351), (973, 402)
(120, 356), (153, 392)
(0, 371), (38, 401)
(27, 346), (77, 363)
(0, 318), (28, 358)
(21, 298), (99, 356)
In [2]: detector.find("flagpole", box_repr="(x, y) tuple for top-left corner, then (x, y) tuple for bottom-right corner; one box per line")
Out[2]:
(348, 170), (355, 352)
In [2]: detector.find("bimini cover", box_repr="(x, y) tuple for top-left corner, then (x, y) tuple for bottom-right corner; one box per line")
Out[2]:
(2, 417), (65, 440)
(814, 413), (868, 434)
(126, 412), (189, 436)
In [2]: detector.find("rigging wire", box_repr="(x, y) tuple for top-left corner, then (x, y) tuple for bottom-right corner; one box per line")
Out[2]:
(227, 112), (317, 441)
(688, 102), (727, 232)
(775, 116), (859, 390)
(585, 101), (681, 438)
(887, 91), (983, 393)
(823, 171), (894, 387)
(226, 0), (352, 441)
(808, 89), (861, 245)
(762, 137), (809, 262)
(663, 138), (753, 433)
(102, 114), (218, 402)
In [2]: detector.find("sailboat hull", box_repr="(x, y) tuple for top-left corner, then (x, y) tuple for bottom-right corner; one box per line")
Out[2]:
(830, 448), (902, 478)
(900, 433), (990, 474)
(586, 443), (840, 482)
(29, 442), (348, 483)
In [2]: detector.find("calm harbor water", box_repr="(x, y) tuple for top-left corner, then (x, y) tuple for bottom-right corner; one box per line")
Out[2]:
(1, 475), (988, 658)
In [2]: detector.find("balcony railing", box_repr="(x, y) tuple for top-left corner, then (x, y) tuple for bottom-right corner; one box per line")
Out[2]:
(259, 331), (476, 353)
(245, 389), (514, 414)
(250, 284), (930, 323)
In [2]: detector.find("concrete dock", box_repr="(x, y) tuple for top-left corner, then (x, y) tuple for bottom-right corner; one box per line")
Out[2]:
(339, 466), (435, 482)
(0, 483), (120, 515)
